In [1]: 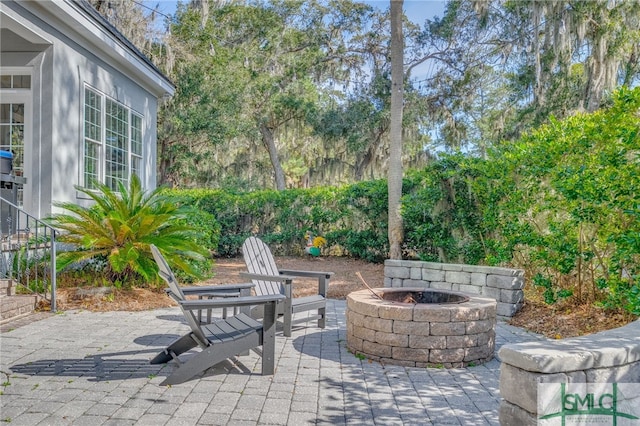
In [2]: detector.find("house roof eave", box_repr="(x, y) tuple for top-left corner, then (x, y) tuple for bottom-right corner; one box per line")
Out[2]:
(0, 5), (53, 46)
(38, 0), (175, 98)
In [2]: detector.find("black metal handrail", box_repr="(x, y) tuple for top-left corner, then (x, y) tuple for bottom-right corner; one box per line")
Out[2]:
(0, 196), (57, 312)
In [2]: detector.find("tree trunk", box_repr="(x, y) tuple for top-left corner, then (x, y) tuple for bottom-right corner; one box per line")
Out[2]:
(355, 126), (387, 181)
(388, 0), (404, 260)
(259, 122), (287, 190)
(355, 145), (373, 181)
(157, 136), (172, 187)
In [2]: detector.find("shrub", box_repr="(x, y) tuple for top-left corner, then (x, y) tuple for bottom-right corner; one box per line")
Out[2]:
(49, 176), (211, 287)
(169, 181), (389, 260)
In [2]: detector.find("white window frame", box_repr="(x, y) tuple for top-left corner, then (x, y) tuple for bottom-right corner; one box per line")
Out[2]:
(0, 68), (32, 210)
(82, 85), (144, 191)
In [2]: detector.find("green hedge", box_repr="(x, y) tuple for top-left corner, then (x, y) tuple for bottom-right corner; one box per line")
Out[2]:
(404, 87), (640, 313)
(490, 87), (640, 313)
(165, 180), (390, 262)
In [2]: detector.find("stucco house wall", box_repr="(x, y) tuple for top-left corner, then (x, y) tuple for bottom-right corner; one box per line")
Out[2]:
(0, 0), (174, 218)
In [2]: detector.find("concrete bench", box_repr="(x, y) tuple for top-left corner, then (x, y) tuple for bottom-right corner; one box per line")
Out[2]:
(498, 320), (640, 424)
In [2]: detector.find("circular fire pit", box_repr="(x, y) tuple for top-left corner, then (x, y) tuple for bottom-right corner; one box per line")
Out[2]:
(346, 288), (497, 368)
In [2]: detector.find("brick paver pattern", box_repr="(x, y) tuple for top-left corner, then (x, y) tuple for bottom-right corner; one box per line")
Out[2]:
(0, 300), (544, 425)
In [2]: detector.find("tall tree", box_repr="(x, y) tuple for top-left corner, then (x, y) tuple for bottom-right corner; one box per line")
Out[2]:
(309, 8), (433, 184)
(88, 0), (161, 58)
(163, 0), (377, 190)
(388, 0), (404, 260)
(414, 0), (640, 152)
(519, 0), (640, 113)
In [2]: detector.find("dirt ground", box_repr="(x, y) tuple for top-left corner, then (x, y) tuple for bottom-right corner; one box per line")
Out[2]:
(201, 256), (385, 299)
(55, 256), (634, 339)
(55, 256), (384, 312)
(507, 295), (633, 339)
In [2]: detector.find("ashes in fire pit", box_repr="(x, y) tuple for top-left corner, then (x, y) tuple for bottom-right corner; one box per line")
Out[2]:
(347, 288), (497, 368)
(380, 289), (469, 304)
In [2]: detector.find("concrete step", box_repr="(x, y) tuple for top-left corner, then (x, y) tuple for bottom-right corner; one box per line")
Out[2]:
(0, 279), (14, 296)
(0, 294), (39, 324)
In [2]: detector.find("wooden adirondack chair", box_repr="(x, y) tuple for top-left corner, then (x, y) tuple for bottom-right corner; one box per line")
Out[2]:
(149, 245), (284, 385)
(241, 236), (334, 337)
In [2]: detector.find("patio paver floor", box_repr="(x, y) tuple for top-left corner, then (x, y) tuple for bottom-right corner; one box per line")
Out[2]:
(0, 300), (545, 425)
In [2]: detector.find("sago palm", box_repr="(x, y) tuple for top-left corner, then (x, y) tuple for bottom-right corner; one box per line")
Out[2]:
(49, 175), (209, 284)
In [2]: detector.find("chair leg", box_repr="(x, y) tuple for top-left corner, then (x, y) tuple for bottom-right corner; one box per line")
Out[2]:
(160, 333), (260, 385)
(261, 301), (278, 375)
(283, 295), (293, 337)
(283, 310), (293, 337)
(318, 306), (326, 329)
(150, 333), (199, 364)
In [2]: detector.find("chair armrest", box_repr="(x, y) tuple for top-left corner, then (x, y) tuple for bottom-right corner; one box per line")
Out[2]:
(179, 294), (285, 310)
(278, 269), (334, 279)
(180, 283), (254, 295)
(240, 272), (293, 300)
(278, 269), (331, 297)
(165, 283), (254, 295)
(240, 272), (294, 283)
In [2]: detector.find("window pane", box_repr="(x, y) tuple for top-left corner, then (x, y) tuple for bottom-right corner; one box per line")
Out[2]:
(0, 104), (9, 124)
(0, 103), (25, 173)
(131, 156), (141, 179)
(105, 146), (127, 190)
(131, 114), (142, 156)
(84, 90), (101, 142)
(12, 104), (24, 124)
(130, 114), (142, 180)
(0, 75), (30, 89)
(11, 125), (24, 174)
(13, 75), (31, 89)
(82, 87), (144, 191)
(105, 99), (128, 189)
(0, 125), (10, 149)
(83, 88), (102, 188)
(84, 141), (100, 189)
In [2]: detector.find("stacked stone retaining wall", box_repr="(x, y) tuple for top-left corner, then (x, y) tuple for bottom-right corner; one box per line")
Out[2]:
(498, 320), (640, 425)
(384, 260), (524, 318)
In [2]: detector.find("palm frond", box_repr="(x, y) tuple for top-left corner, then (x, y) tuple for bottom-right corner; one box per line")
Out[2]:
(49, 176), (211, 285)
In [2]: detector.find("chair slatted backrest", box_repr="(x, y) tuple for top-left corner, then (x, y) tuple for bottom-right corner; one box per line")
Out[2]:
(150, 245), (208, 345)
(242, 237), (284, 297)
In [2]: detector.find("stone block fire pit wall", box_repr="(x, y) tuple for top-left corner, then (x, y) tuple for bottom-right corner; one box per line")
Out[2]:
(384, 260), (525, 318)
(346, 288), (497, 368)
